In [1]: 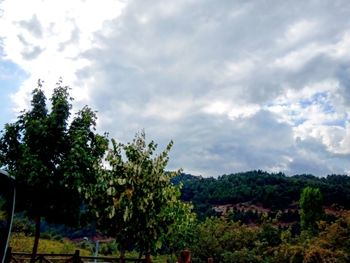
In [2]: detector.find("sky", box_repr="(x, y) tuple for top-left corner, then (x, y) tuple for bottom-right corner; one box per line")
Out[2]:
(1, 0), (350, 177)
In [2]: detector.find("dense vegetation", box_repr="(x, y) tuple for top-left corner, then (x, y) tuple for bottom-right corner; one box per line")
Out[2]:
(190, 212), (350, 263)
(174, 172), (350, 262)
(176, 171), (350, 219)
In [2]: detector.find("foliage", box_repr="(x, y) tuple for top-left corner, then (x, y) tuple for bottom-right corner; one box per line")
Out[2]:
(227, 208), (262, 224)
(11, 213), (35, 235)
(313, 211), (350, 260)
(190, 212), (350, 262)
(272, 212), (350, 262)
(300, 187), (324, 234)
(176, 171), (350, 220)
(99, 240), (119, 256)
(258, 222), (281, 247)
(0, 80), (108, 255)
(88, 132), (194, 258)
(161, 200), (197, 256)
(0, 80), (108, 222)
(191, 217), (261, 262)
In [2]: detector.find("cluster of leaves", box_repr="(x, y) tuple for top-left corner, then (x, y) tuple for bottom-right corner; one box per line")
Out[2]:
(300, 187), (323, 234)
(191, 217), (262, 262)
(190, 211), (350, 262)
(178, 171), (350, 218)
(87, 132), (196, 258)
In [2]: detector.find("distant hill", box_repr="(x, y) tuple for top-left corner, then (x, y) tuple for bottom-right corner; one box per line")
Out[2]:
(173, 170), (350, 220)
(170, 173), (199, 185)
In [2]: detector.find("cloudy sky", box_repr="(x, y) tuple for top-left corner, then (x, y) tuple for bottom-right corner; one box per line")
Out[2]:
(1, 0), (350, 177)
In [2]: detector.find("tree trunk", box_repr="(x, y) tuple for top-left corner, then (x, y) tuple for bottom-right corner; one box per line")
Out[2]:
(30, 215), (41, 263)
(119, 247), (125, 263)
(138, 251), (143, 260)
(145, 253), (152, 263)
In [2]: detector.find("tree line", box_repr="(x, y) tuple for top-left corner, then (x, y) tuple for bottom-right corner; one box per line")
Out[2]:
(176, 171), (350, 219)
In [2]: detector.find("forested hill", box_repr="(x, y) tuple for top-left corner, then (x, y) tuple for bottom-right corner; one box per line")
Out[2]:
(174, 171), (350, 216)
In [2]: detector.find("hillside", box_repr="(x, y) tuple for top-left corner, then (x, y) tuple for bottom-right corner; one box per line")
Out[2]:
(175, 171), (350, 220)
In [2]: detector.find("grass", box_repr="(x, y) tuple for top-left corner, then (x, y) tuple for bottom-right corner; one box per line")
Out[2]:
(9, 233), (90, 255)
(122, 251), (169, 263)
(10, 233), (171, 262)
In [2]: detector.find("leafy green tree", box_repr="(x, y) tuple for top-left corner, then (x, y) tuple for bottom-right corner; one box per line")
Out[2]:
(299, 187), (324, 234)
(88, 132), (189, 262)
(161, 198), (197, 259)
(191, 217), (260, 262)
(0, 80), (108, 259)
(258, 223), (281, 247)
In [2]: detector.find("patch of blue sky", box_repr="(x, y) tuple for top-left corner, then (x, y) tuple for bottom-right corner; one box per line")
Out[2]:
(0, 59), (28, 128)
(299, 91), (329, 108)
(299, 98), (312, 108)
(286, 109), (306, 126)
(322, 103), (336, 114)
(266, 101), (289, 108)
(293, 118), (306, 126)
(299, 91), (337, 116)
(323, 118), (347, 128)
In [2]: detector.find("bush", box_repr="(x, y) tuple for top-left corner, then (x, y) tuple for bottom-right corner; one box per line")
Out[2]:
(11, 213), (34, 235)
(99, 240), (118, 255)
(191, 217), (259, 262)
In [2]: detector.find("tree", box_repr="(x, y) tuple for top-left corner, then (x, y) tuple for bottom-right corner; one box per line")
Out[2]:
(88, 132), (191, 262)
(0, 79), (108, 259)
(191, 217), (260, 262)
(160, 195), (197, 260)
(299, 187), (324, 234)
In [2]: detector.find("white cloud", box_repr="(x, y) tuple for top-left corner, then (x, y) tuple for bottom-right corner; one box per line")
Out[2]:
(204, 101), (231, 115)
(203, 101), (260, 120)
(267, 78), (350, 155)
(224, 59), (255, 80)
(0, 0), (126, 112)
(282, 20), (319, 45)
(272, 44), (325, 71)
(330, 31), (350, 59)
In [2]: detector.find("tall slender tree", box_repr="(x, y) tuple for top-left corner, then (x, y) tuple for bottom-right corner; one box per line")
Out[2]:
(0, 79), (108, 260)
(300, 186), (324, 234)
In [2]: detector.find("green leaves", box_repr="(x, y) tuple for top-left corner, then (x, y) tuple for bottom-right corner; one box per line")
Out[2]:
(89, 131), (194, 257)
(300, 187), (324, 234)
(0, 80), (108, 225)
(116, 178), (126, 185)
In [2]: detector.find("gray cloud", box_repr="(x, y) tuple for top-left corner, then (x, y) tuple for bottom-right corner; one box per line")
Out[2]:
(18, 14), (43, 38)
(17, 34), (44, 60)
(76, 0), (350, 176)
(290, 137), (350, 176)
(21, 45), (44, 60)
(58, 26), (80, 52)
